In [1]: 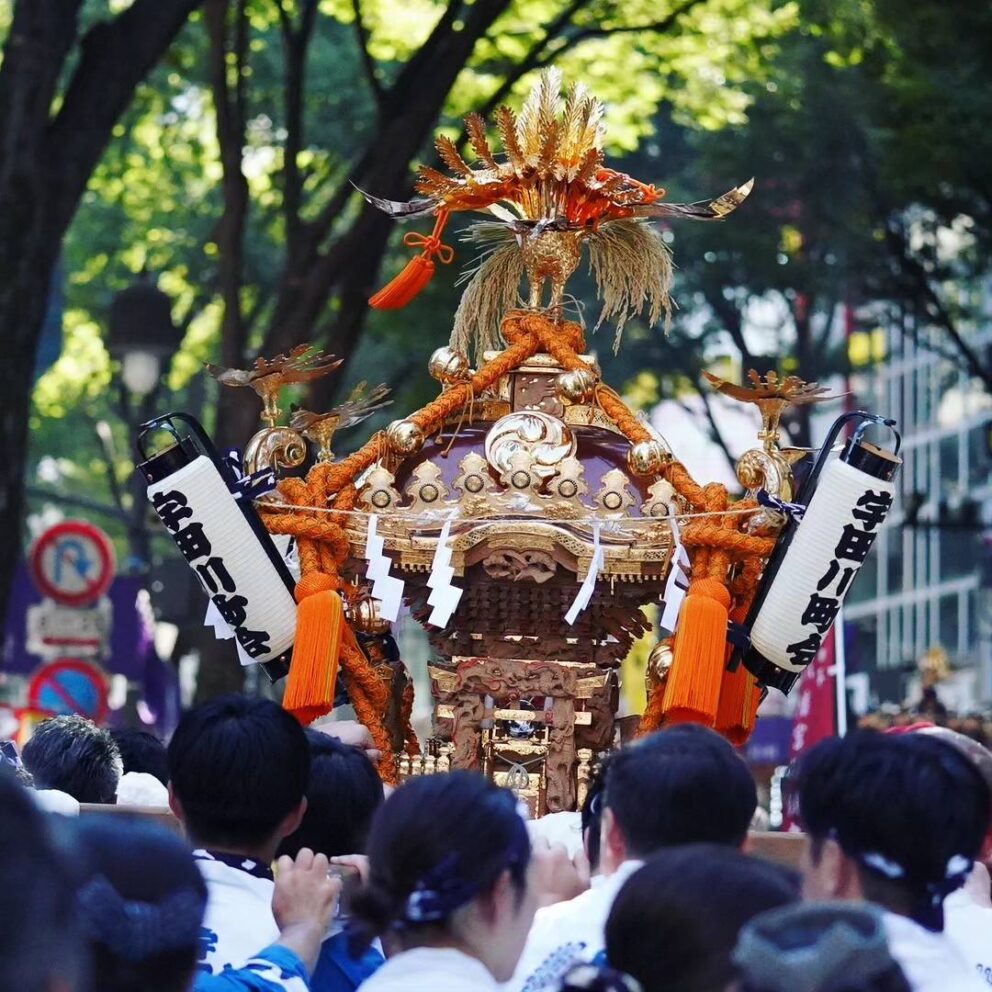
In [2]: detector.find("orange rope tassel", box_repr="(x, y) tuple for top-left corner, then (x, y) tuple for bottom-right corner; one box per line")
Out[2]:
(284, 572), (343, 726)
(662, 577), (731, 727)
(369, 210), (453, 310)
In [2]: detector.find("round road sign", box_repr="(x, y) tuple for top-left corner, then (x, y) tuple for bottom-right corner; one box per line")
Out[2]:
(30, 521), (115, 607)
(28, 659), (110, 724)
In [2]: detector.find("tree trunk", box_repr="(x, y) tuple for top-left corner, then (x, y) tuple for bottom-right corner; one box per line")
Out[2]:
(0, 0), (204, 624)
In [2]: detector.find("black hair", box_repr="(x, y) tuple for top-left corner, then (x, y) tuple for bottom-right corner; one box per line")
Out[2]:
(22, 714), (122, 804)
(278, 730), (384, 859)
(793, 730), (991, 928)
(110, 728), (169, 785)
(581, 760), (608, 873)
(350, 771), (531, 950)
(0, 766), (84, 992)
(605, 844), (799, 992)
(603, 725), (757, 857)
(73, 815), (207, 992)
(167, 694), (310, 849)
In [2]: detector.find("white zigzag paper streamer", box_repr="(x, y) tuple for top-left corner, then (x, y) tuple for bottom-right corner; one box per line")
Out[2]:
(203, 600), (255, 667)
(660, 514), (691, 632)
(427, 517), (463, 628)
(565, 522), (603, 625)
(365, 514), (404, 622)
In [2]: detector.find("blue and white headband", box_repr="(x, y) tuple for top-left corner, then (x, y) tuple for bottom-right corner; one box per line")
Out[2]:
(397, 798), (530, 928)
(858, 850), (973, 907)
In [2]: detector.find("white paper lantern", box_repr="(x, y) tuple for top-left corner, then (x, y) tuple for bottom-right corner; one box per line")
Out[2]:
(147, 455), (297, 664)
(747, 455), (896, 683)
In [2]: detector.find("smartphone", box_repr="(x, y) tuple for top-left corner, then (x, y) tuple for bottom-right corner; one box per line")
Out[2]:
(328, 863), (361, 921)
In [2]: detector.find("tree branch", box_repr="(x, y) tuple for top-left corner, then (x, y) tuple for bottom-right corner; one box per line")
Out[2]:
(477, 0), (589, 112)
(883, 218), (992, 390)
(677, 388), (738, 480)
(707, 287), (754, 367)
(205, 0), (250, 367)
(351, 0), (385, 109)
(0, 1), (85, 186)
(463, 0), (707, 146)
(279, 0), (320, 248)
(44, 0), (206, 235)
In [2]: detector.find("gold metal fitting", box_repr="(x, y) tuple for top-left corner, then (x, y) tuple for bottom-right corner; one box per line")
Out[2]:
(428, 346), (472, 385)
(554, 368), (597, 406)
(647, 639), (674, 686)
(627, 438), (672, 477)
(386, 418), (425, 456)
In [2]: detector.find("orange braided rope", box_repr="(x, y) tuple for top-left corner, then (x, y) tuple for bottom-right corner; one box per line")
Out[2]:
(257, 309), (782, 759)
(400, 681), (420, 757)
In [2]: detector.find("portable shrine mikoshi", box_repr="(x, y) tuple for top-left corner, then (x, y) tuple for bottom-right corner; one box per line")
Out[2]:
(139, 69), (901, 816)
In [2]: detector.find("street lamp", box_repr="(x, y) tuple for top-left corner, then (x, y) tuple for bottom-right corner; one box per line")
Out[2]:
(107, 273), (180, 401)
(106, 274), (182, 573)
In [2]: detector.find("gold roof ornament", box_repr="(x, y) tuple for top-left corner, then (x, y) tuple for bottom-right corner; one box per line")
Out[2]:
(206, 344), (342, 428)
(205, 346), (342, 477)
(365, 67), (753, 357)
(291, 382), (391, 463)
(705, 370), (837, 524)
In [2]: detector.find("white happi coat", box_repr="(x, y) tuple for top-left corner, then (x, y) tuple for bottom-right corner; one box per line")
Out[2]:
(501, 860), (643, 992)
(357, 947), (498, 992)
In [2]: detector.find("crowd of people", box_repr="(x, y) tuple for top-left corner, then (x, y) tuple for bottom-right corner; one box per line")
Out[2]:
(859, 695), (992, 747)
(3, 698), (992, 992)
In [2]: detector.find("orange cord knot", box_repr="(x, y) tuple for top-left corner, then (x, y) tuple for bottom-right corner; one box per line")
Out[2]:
(295, 571), (338, 602)
(685, 577), (732, 609)
(403, 229), (454, 264)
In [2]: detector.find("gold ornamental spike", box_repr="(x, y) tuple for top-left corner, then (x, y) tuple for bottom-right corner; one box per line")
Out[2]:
(206, 345), (343, 427)
(705, 369), (839, 520)
(704, 369), (834, 453)
(291, 382), (391, 463)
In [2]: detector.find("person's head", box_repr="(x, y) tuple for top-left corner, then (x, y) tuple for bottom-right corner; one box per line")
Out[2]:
(73, 816), (207, 992)
(605, 845), (799, 992)
(167, 695), (309, 854)
(110, 729), (169, 786)
(0, 766), (84, 992)
(351, 771), (535, 982)
(793, 730), (991, 929)
(600, 725), (757, 871)
(22, 715), (122, 804)
(278, 729), (384, 859)
(733, 902), (911, 992)
(916, 725), (992, 865)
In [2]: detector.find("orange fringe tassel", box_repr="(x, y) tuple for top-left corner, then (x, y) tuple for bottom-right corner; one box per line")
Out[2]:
(369, 210), (453, 310)
(715, 665), (761, 746)
(715, 605), (761, 746)
(662, 577), (731, 726)
(283, 573), (343, 726)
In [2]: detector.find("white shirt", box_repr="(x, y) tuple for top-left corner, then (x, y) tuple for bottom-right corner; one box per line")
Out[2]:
(358, 947), (497, 992)
(945, 866), (992, 988)
(883, 910), (985, 992)
(195, 850), (279, 974)
(502, 860), (644, 992)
